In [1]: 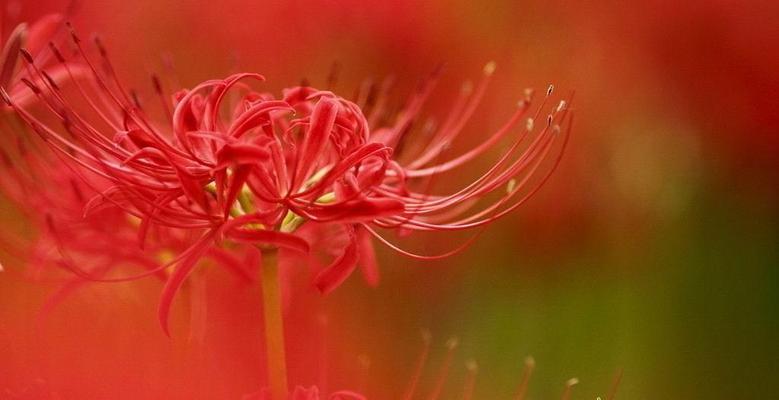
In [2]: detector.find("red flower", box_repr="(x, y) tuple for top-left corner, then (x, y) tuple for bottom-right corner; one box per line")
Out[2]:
(2, 25), (570, 334)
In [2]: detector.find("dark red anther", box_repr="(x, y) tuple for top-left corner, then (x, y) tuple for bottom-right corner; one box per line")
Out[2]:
(65, 22), (81, 44)
(151, 74), (163, 94)
(42, 70), (60, 91)
(20, 78), (40, 95)
(94, 35), (108, 57)
(49, 42), (66, 63)
(130, 90), (142, 109)
(18, 48), (34, 64)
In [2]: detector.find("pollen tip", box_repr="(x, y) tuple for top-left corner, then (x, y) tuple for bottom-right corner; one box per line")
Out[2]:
(445, 337), (459, 349)
(421, 328), (432, 343)
(507, 178), (517, 194)
(483, 61), (497, 75)
(565, 378), (579, 387)
(20, 78), (40, 94)
(65, 22), (80, 43)
(461, 80), (474, 94)
(94, 35), (107, 56)
(151, 74), (163, 92)
(557, 100), (567, 112)
(42, 70), (60, 90)
(49, 42), (66, 63)
(18, 48), (34, 64)
(524, 356), (536, 368)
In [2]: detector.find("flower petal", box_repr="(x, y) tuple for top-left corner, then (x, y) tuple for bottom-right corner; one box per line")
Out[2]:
(315, 227), (358, 295)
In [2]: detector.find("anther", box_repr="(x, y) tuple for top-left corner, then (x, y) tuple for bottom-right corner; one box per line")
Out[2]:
(20, 78), (40, 94)
(94, 35), (108, 57)
(524, 88), (534, 101)
(526, 118), (534, 131)
(461, 81), (474, 94)
(151, 74), (163, 94)
(483, 61), (497, 76)
(49, 42), (66, 63)
(42, 70), (60, 91)
(65, 22), (80, 43)
(18, 48), (34, 64)
(560, 378), (579, 400)
(546, 84), (554, 96)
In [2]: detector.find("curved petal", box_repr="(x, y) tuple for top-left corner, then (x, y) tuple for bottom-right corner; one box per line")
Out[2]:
(314, 227), (358, 295)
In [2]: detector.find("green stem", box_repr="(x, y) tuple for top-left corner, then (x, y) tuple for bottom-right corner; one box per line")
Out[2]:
(261, 248), (288, 399)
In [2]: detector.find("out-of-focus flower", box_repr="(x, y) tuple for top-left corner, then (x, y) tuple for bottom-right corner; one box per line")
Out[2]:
(0, 13), (69, 108)
(2, 24), (570, 335)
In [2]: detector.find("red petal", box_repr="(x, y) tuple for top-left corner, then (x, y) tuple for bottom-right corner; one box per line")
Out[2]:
(293, 97), (338, 187)
(216, 142), (270, 169)
(315, 228), (358, 295)
(308, 198), (404, 223)
(158, 230), (217, 336)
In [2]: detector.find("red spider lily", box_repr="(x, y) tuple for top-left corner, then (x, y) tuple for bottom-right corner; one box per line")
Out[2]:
(2, 24), (570, 336)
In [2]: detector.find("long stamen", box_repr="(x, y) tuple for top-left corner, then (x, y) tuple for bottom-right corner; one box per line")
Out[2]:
(402, 329), (432, 400)
(606, 369), (623, 400)
(514, 356), (535, 400)
(460, 360), (478, 400)
(426, 337), (458, 400)
(560, 378), (579, 400)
